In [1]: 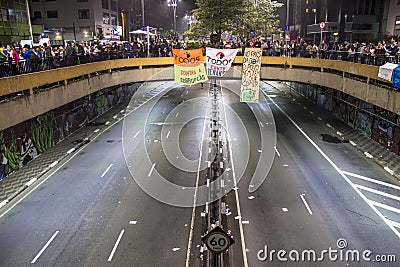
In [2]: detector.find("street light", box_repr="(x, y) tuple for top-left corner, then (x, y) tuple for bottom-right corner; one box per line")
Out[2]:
(168, 0), (178, 33)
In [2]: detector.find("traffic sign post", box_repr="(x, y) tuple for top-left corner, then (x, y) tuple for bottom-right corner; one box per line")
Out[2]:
(202, 226), (235, 254)
(319, 22), (325, 44)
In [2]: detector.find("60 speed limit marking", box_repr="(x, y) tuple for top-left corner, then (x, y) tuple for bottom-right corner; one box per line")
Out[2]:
(201, 226), (235, 253)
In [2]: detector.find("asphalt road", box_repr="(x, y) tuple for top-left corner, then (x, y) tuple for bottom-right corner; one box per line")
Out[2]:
(0, 79), (399, 267)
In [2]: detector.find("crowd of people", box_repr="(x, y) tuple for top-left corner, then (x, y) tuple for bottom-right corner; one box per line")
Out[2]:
(0, 37), (399, 78)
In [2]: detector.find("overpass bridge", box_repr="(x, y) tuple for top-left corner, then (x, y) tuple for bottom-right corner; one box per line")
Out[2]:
(0, 56), (398, 132)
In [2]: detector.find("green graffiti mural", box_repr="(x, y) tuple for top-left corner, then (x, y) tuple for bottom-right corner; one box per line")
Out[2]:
(96, 91), (108, 115)
(31, 113), (55, 154)
(0, 130), (21, 171)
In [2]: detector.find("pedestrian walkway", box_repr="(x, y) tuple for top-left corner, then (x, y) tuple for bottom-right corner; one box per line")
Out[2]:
(0, 82), (168, 208)
(264, 81), (400, 181)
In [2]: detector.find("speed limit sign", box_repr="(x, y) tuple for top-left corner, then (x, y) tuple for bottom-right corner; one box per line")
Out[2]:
(201, 226), (235, 253)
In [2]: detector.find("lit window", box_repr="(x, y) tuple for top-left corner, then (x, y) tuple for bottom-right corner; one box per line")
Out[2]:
(305, 8), (309, 13)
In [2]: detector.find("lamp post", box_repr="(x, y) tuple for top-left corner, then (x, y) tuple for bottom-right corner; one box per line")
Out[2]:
(168, 0), (178, 33)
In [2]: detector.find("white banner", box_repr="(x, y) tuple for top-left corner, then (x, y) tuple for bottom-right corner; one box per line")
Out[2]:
(206, 48), (238, 77)
(378, 63), (399, 82)
(240, 48), (262, 103)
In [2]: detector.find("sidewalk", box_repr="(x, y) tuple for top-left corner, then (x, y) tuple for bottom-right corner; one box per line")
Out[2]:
(0, 82), (167, 208)
(265, 81), (400, 180)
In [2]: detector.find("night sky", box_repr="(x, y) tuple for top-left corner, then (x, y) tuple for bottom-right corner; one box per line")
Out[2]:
(145, 0), (197, 32)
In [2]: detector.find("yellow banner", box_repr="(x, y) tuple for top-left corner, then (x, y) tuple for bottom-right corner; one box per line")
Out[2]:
(174, 63), (208, 85)
(172, 48), (204, 65)
(240, 48), (262, 103)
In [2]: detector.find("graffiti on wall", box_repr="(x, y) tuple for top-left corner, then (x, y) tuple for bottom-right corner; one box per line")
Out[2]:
(0, 84), (136, 178)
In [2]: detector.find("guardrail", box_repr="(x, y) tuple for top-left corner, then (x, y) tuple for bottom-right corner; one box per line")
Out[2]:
(0, 56), (389, 100)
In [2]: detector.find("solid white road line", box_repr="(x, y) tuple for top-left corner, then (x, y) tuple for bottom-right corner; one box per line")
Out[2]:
(166, 130), (171, 139)
(31, 231), (59, 264)
(107, 229), (125, 262)
(101, 164), (114, 178)
(262, 87), (400, 239)
(274, 146), (281, 157)
(185, 87), (209, 267)
(355, 184), (400, 201)
(300, 194), (313, 215)
(148, 163), (156, 177)
(221, 85), (249, 267)
(387, 219), (400, 229)
(342, 171), (400, 191)
(369, 200), (400, 214)
(133, 131), (139, 139)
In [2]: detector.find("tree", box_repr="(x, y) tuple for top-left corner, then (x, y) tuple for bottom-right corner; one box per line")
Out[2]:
(186, 0), (283, 45)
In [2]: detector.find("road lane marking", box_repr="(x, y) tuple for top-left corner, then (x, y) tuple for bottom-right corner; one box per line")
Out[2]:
(259, 122), (264, 128)
(176, 112), (179, 118)
(300, 194), (313, 215)
(166, 130), (171, 139)
(221, 85), (249, 267)
(384, 167), (395, 176)
(349, 141), (357, 146)
(101, 164), (114, 178)
(67, 148), (75, 154)
(337, 131), (343, 136)
(364, 152), (374, 158)
(133, 131), (139, 139)
(148, 163), (156, 177)
(355, 184), (400, 201)
(262, 87), (400, 239)
(387, 219), (400, 229)
(341, 171), (400, 191)
(25, 178), (37, 187)
(48, 161), (59, 168)
(94, 129), (100, 133)
(369, 200), (400, 214)
(274, 146), (281, 157)
(0, 82), (170, 219)
(282, 208), (288, 212)
(107, 229), (125, 262)
(186, 86), (209, 267)
(31, 231), (59, 264)
(129, 220), (137, 225)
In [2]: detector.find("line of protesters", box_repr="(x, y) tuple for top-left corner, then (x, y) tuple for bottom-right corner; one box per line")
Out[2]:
(1, 37), (399, 78)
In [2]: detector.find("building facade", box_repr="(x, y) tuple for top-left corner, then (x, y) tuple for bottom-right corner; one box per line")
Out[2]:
(0, 0), (43, 45)
(386, 0), (400, 36)
(286, 0), (388, 43)
(29, 0), (133, 43)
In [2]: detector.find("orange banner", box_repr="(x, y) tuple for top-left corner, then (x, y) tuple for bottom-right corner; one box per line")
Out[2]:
(172, 48), (204, 65)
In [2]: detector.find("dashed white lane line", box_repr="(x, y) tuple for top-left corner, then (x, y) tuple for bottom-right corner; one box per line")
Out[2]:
(48, 161), (59, 168)
(342, 171), (400, 191)
(94, 129), (100, 133)
(101, 164), (113, 178)
(300, 194), (313, 215)
(355, 184), (400, 201)
(107, 229), (125, 262)
(175, 112), (179, 118)
(148, 163), (156, 177)
(326, 123), (332, 128)
(384, 167), (395, 176)
(369, 200), (400, 214)
(274, 146), (281, 157)
(318, 117), (322, 121)
(349, 141), (357, 146)
(25, 178), (37, 187)
(66, 148), (75, 154)
(166, 130), (171, 139)
(336, 131), (343, 136)
(31, 231), (60, 264)
(259, 122), (265, 128)
(133, 131), (139, 139)
(364, 152), (374, 158)
(105, 121), (110, 126)
(113, 115), (118, 119)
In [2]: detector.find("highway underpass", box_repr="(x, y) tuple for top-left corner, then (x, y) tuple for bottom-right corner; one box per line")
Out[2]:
(0, 78), (399, 266)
